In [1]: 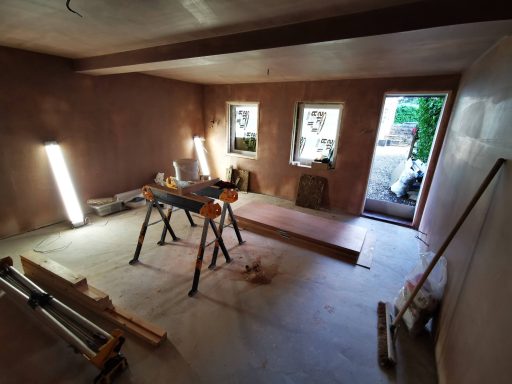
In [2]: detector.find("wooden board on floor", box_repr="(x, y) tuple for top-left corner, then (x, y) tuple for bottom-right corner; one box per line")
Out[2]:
(234, 203), (367, 263)
(21, 257), (113, 310)
(20, 254), (167, 346)
(21, 252), (87, 288)
(356, 231), (376, 269)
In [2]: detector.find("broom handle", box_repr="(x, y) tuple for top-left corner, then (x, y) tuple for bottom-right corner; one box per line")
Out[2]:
(392, 157), (506, 328)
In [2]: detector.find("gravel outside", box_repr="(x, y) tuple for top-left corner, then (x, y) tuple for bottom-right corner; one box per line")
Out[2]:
(366, 145), (416, 206)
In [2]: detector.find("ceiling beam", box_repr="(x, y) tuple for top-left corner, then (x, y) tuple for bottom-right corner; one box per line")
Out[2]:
(74, 1), (512, 75)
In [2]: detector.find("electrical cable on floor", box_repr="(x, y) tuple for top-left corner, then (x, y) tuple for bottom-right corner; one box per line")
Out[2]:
(33, 233), (72, 254)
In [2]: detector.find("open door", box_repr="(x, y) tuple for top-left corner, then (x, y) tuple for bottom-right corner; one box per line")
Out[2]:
(363, 94), (448, 226)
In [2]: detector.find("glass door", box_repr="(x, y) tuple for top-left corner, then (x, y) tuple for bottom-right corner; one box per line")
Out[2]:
(364, 94), (447, 225)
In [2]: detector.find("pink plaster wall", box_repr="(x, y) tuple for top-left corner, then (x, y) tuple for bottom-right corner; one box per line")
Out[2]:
(0, 47), (204, 238)
(420, 38), (512, 383)
(203, 76), (459, 214)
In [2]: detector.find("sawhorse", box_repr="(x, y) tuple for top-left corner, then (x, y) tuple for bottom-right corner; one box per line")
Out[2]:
(130, 184), (231, 296)
(195, 186), (245, 269)
(130, 200), (179, 262)
(162, 186), (245, 269)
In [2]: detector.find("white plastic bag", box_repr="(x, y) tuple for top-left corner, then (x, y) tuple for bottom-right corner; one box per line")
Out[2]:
(390, 158), (417, 197)
(395, 252), (447, 334)
(390, 168), (417, 197)
(154, 172), (165, 186)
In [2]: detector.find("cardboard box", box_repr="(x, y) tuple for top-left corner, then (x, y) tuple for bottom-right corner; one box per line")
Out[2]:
(89, 200), (124, 216)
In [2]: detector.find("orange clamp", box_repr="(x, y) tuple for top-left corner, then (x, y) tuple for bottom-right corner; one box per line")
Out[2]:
(199, 202), (221, 219)
(219, 189), (238, 203)
(142, 186), (154, 201)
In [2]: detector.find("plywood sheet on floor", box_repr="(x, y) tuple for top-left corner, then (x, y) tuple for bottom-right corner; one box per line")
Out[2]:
(357, 231), (376, 269)
(234, 202), (367, 264)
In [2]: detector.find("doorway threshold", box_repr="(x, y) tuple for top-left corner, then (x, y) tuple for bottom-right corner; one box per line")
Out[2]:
(362, 211), (413, 227)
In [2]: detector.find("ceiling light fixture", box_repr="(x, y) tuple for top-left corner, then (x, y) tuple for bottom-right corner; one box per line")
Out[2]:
(45, 141), (86, 227)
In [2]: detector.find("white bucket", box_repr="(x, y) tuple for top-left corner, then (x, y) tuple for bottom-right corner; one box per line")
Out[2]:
(173, 158), (200, 181)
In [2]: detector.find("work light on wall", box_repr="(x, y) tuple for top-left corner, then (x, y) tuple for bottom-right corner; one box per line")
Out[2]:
(44, 141), (86, 228)
(193, 136), (210, 177)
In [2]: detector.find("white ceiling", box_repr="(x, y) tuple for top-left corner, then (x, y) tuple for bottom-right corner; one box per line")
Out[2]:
(142, 21), (512, 84)
(0, 0), (413, 58)
(0, 0), (511, 84)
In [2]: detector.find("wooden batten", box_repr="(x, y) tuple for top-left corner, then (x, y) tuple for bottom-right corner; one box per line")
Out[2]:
(20, 254), (167, 346)
(21, 252), (87, 288)
(105, 306), (167, 346)
(21, 255), (113, 310)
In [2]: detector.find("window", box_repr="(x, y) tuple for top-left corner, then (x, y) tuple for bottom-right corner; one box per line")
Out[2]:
(227, 102), (259, 158)
(291, 102), (343, 167)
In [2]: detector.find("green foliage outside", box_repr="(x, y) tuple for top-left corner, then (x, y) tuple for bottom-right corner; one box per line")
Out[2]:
(243, 137), (257, 152)
(415, 97), (444, 163)
(394, 105), (418, 123)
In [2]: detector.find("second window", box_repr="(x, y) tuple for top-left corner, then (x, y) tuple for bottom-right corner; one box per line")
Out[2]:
(291, 102), (343, 167)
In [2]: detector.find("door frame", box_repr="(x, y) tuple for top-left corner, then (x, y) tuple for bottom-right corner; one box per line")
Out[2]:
(362, 91), (454, 228)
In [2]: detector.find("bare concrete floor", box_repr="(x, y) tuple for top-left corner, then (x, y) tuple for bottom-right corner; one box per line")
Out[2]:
(0, 193), (437, 384)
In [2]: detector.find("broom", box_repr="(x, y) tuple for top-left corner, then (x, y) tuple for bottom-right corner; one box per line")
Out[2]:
(377, 157), (506, 367)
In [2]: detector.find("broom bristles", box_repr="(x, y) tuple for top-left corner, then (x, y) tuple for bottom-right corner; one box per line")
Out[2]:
(377, 301), (396, 367)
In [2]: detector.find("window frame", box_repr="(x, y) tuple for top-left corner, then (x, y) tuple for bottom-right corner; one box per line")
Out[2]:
(226, 101), (259, 159)
(290, 101), (344, 168)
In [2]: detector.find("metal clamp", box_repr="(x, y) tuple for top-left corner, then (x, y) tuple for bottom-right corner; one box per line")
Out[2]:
(141, 185), (154, 201)
(199, 202), (221, 219)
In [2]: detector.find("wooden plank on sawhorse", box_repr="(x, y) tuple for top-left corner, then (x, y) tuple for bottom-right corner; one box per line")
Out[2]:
(163, 177), (220, 195)
(130, 184), (232, 296)
(157, 178), (223, 230)
(176, 178), (220, 195)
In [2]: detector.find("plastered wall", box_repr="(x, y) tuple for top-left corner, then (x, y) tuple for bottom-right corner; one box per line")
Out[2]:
(420, 37), (512, 383)
(203, 76), (459, 214)
(0, 47), (204, 238)
(0, 46), (461, 240)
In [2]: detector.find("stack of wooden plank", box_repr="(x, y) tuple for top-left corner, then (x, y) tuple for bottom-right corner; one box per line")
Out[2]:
(21, 253), (167, 346)
(234, 202), (373, 268)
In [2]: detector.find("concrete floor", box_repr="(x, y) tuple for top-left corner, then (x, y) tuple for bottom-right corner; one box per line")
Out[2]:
(0, 193), (437, 384)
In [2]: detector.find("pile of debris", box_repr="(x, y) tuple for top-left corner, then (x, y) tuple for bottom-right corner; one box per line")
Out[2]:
(243, 260), (272, 285)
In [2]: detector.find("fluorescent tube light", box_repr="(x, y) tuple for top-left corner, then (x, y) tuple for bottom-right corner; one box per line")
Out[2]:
(193, 136), (210, 177)
(44, 142), (85, 227)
